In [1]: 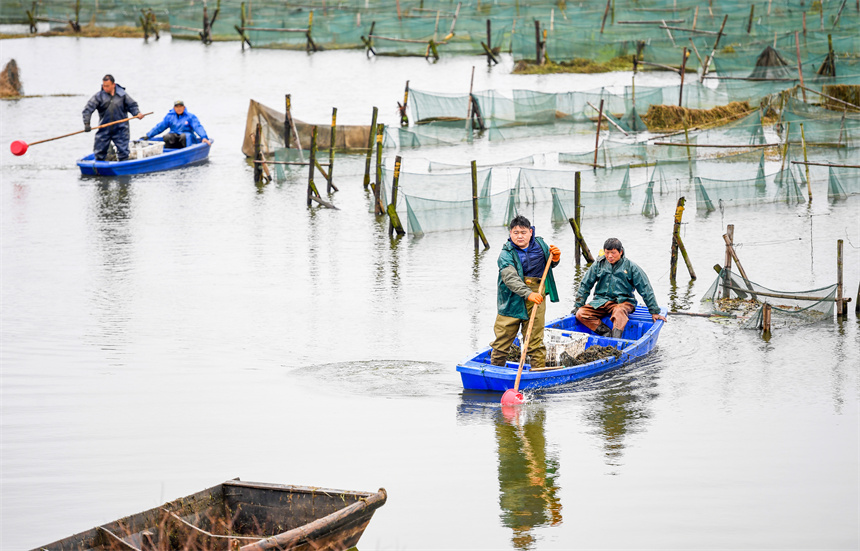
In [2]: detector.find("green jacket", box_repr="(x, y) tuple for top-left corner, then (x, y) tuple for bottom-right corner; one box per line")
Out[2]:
(497, 237), (559, 320)
(574, 254), (660, 314)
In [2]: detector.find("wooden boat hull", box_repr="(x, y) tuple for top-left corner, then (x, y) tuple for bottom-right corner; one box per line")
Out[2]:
(456, 305), (666, 392)
(32, 480), (387, 551)
(77, 142), (211, 176)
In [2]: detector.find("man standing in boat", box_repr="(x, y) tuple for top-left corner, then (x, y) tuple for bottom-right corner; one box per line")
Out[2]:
(572, 237), (666, 339)
(490, 215), (561, 370)
(82, 74), (143, 162)
(142, 100), (211, 148)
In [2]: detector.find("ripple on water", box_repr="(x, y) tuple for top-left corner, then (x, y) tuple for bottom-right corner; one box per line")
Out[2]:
(290, 359), (458, 398)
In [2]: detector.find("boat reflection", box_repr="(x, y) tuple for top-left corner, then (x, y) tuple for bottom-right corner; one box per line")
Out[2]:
(457, 393), (562, 550)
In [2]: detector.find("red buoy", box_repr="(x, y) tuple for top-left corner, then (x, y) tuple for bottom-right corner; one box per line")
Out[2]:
(10, 140), (28, 156)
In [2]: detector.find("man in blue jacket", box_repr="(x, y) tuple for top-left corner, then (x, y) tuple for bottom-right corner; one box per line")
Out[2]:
(490, 215), (561, 370)
(82, 74), (143, 161)
(572, 237), (666, 339)
(142, 100), (211, 148)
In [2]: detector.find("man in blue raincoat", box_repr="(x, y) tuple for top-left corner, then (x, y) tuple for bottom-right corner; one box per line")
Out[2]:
(142, 100), (211, 148)
(490, 215), (561, 370)
(82, 75), (143, 161)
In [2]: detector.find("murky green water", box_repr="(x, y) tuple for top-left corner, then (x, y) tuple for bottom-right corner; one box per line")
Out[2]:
(1, 37), (858, 550)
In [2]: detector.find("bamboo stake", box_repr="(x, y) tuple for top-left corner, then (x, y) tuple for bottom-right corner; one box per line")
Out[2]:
(780, 121), (791, 173)
(328, 107), (337, 193)
(374, 124), (384, 215)
(593, 99), (604, 168)
(723, 231), (757, 300)
(388, 156), (405, 236)
(253, 122), (263, 185)
(363, 106), (378, 189)
(792, 161), (860, 168)
(723, 224), (734, 296)
(574, 171), (581, 266)
(670, 197), (695, 280)
(713, 264), (748, 299)
(837, 240), (844, 316)
(795, 31), (806, 101)
(800, 122), (812, 201)
(762, 303), (772, 334)
(600, 0), (611, 33)
(700, 14), (728, 83)
(471, 160), (490, 250)
(568, 218), (594, 263)
(746, 4), (755, 33)
(678, 47), (689, 106)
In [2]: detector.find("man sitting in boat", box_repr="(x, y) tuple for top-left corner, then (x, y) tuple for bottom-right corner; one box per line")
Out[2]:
(572, 238), (667, 339)
(82, 74), (144, 162)
(489, 215), (561, 370)
(142, 100), (211, 149)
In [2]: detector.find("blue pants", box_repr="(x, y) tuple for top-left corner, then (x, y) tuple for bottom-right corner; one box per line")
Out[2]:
(94, 124), (130, 161)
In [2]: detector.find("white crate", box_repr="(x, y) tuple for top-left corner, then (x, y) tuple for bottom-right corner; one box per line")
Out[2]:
(128, 140), (164, 160)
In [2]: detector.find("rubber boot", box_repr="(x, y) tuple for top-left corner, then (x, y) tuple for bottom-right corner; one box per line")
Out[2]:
(594, 322), (611, 336)
(610, 327), (624, 339)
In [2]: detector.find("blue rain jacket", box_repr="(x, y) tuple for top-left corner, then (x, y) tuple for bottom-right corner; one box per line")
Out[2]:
(82, 84), (140, 127)
(145, 109), (209, 143)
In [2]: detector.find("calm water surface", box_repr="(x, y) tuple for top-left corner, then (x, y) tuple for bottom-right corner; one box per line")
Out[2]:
(1, 37), (859, 550)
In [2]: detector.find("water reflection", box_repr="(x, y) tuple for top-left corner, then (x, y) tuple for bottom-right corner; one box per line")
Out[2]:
(87, 179), (135, 364)
(667, 279), (696, 312)
(496, 405), (562, 550)
(456, 394), (562, 550)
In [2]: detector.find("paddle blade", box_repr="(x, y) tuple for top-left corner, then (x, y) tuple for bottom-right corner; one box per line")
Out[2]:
(501, 388), (524, 406)
(10, 140), (28, 156)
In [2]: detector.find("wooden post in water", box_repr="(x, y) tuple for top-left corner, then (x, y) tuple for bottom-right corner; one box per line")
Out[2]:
(388, 156), (406, 237)
(328, 107), (337, 193)
(746, 4), (755, 33)
(574, 171), (581, 266)
(374, 124), (385, 215)
(568, 218), (594, 264)
(534, 20), (542, 64)
(800, 122), (812, 201)
(593, 99), (604, 169)
(307, 126), (317, 207)
(837, 239), (845, 316)
(723, 224), (734, 296)
(399, 81), (410, 127)
(284, 94), (293, 149)
(363, 106), (378, 189)
(780, 121), (791, 173)
(253, 122), (263, 185)
(471, 160), (490, 250)
(670, 197), (696, 281)
(762, 303), (772, 335)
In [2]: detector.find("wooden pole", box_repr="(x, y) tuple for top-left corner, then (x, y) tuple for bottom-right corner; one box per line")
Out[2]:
(762, 303), (772, 334)
(568, 218), (594, 263)
(328, 107), (337, 193)
(803, 12), (807, 36)
(746, 4), (755, 34)
(486, 19), (492, 65)
(837, 239), (845, 316)
(284, 94), (292, 149)
(855, 280), (859, 316)
(574, 171), (581, 266)
(700, 14), (728, 83)
(466, 66), (475, 136)
(400, 80), (410, 127)
(388, 156), (405, 236)
(593, 99), (604, 169)
(795, 31), (806, 101)
(374, 124), (384, 215)
(363, 106), (378, 189)
(723, 224), (734, 296)
(670, 197), (695, 281)
(600, 0), (611, 33)
(678, 47), (688, 106)
(470, 160), (490, 250)
(800, 122), (812, 201)
(723, 232), (757, 300)
(780, 121), (791, 173)
(307, 126), (317, 206)
(534, 20), (541, 64)
(253, 122), (263, 185)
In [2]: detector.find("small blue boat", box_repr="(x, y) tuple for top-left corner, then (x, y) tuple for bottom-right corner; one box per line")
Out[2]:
(457, 305), (667, 392)
(77, 138), (211, 176)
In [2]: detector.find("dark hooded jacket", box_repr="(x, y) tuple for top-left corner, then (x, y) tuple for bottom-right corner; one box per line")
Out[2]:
(82, 84), (140, 127)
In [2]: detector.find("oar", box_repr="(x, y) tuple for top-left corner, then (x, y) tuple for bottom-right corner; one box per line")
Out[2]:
(10, 112), (153, 156)
(501, 255), (554, 406)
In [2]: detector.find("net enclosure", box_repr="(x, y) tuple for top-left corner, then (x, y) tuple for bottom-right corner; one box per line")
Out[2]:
(702, 268), (839, 329)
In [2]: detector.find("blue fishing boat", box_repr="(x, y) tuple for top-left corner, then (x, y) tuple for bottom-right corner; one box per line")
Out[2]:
(457, 305), (667, 392)
(77, 138), (211, 176)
